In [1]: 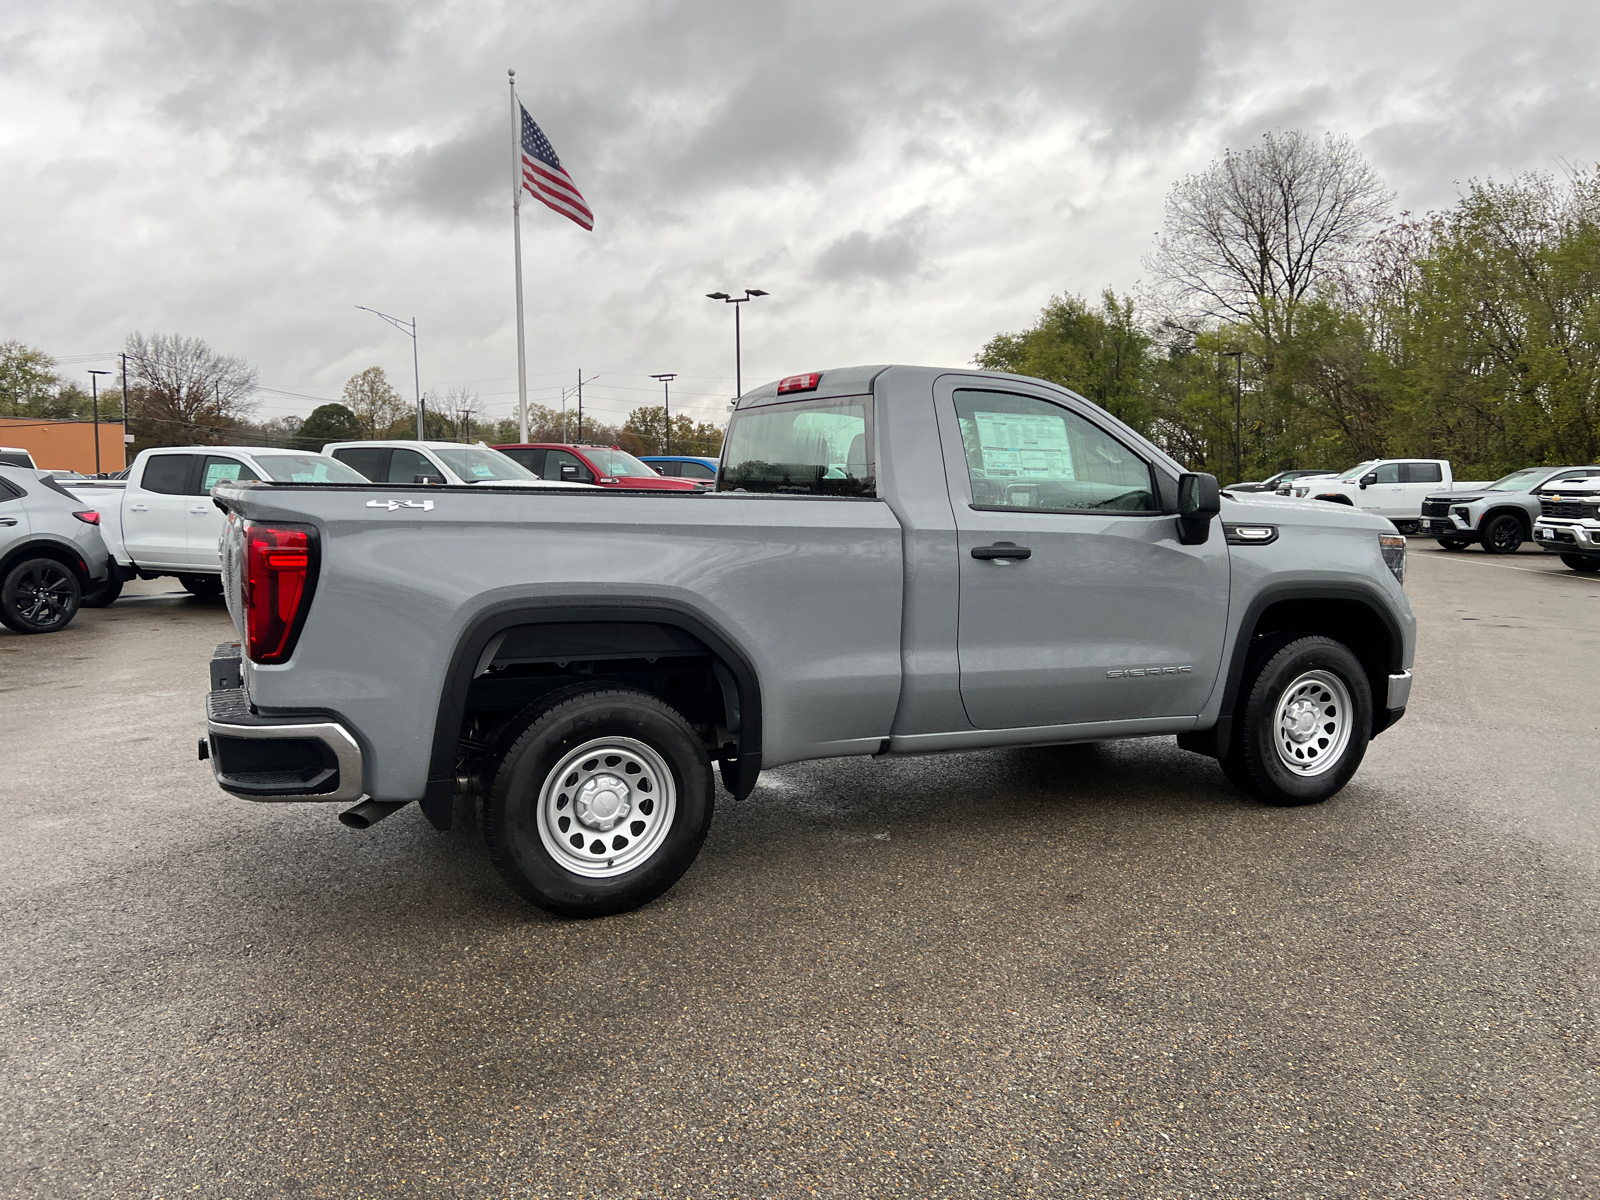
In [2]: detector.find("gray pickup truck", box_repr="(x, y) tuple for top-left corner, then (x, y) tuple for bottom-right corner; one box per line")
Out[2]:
(203, 365), (1416, 917)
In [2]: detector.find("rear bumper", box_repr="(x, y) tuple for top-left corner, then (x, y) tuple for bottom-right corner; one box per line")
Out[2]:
(205, 644), (365, 802)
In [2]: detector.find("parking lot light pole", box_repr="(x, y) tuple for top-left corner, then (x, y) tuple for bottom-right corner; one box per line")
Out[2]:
(650, 374), (677, 454)
(356, 306), (423, 439)
(87, 370), (110, 476)
(1222, 349), (1243, 484)
(706, 289), (767, 400)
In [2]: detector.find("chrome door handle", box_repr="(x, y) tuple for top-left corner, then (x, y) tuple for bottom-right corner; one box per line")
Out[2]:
(0, 517), (16, 526)
(971, 542), (1032, 561)
(130, 504), (148, 512)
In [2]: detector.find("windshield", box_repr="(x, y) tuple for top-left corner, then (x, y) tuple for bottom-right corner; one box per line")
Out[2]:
(431, 445), (537, 482)
(583, 448), (657, 477)
(1484, 468), (1552, 492)
(718, 396), (873, 496)
(254, 454), (370, 484)
(1335, 460), (1377, 481)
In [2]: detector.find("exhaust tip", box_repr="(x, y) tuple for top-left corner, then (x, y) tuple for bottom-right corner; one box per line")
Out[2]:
(339, 799), (411, 829)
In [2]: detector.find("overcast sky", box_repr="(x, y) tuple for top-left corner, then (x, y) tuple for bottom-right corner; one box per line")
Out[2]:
(3, 0), (1598, 433)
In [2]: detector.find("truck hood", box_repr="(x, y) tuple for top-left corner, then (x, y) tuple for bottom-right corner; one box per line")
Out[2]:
(1219, 491), (1395, 534)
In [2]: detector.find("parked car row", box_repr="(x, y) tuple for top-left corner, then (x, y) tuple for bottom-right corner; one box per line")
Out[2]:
(1234, 457), (1600, 571)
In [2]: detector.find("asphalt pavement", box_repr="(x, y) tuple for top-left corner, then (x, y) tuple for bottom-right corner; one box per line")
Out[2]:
(2, 550), (1597, 1200)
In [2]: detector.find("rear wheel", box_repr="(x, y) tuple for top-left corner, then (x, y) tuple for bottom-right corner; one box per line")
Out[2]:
(1219, 635), (1372, 807)
(81, 575), (123, 607)
(179, 574), (224, 598)
(1480, 514), (1524, 554)
(0, 557), (81, 634)
(481, 686), (715, 917)
(1560, 554), (1600, 573)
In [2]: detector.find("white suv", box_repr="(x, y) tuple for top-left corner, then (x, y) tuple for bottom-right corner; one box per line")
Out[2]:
(322, 440), (593, 488)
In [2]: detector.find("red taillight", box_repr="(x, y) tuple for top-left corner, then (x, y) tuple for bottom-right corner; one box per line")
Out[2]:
(243, 522), (317, 664)
(776, 372), (821, 394)
(72, 510), (100, 525)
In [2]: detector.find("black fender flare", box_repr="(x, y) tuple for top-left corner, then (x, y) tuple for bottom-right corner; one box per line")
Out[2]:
(1183, 581), (1406, 759)
(1478, 505), (1531, 537)
(0, 536), (95, 589)
(420, 597), (764, 830)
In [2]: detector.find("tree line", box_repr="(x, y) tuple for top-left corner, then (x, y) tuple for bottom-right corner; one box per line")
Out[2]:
(978, 132), (1600, 481)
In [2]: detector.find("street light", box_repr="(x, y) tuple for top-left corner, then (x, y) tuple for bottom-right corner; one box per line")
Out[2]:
(650, 374), (676, 454)
(706, 289), (768, 399)
(355, 306), (423, 440)
(1221, 349), (1243, 484)
(87, 370), (110, 476)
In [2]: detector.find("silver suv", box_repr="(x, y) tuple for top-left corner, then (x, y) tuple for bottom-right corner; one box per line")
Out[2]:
(0, 465), (113, 634)
(1423, 466), (1600, 554)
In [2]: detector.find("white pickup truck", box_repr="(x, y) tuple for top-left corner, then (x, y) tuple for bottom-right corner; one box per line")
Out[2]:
(1284, 459), (1488, 533)
(65, 445), (367, 605)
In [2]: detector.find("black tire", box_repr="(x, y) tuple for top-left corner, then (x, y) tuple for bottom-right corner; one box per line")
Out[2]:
(179, 574), (224, 598)
(1393, 520), (1420, 536)
(1219, 635), (1372, 807)
(0, 557), (82, 634)
(1436, 538), (1471, 551)
(1560, 554), (1600, 573)
(1480, 513), (1524, 555)
(482, 686), (715, 918)
(81, 575), (123, 608)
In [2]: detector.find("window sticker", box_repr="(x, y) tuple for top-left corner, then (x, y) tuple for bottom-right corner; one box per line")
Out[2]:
(203, 461), (244, 488)
(471, 463), (494, 478)
(973, 412), (1074, 480)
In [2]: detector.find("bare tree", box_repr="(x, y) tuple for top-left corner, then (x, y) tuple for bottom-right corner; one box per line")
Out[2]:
(123, 332), (258, 447)
(341, 366), (408, 438)
(444, 385), (483, 441)
(1144, 131), (1392, 344)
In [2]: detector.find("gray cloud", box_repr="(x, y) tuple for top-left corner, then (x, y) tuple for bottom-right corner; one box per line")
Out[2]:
(813, 211), (932, 286)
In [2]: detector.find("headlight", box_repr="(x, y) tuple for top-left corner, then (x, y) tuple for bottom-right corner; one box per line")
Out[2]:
(1380, 534), (1406, 585)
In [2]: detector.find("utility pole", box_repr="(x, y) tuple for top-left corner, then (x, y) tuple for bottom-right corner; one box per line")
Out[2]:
(120, 352), (130, 450)
(705, 289), (768, 399)
(356, 306), (423, 439)
(577, 369), (583, 442)
(88, 370), (110, 475)
(650, 374), (677, 454)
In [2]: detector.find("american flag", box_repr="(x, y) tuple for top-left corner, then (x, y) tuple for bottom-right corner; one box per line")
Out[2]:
(520, 106), (592, 231)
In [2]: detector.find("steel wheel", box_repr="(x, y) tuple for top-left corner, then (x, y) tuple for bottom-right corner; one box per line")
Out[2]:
(1272, 669), (1353, 777)
(535, 736), (678, 879)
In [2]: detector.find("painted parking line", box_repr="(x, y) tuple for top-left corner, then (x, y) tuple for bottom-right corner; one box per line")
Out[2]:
(1414, 553), (1600, 583)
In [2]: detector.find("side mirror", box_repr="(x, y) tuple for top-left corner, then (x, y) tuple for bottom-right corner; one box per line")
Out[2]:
(412, 474), (446, 485)
(1359, 472), (1377, 489)
(559, 463), (580, 480)
(1176, 472), (1220, 545)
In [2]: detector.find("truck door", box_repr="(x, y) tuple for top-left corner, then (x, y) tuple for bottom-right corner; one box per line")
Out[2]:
(190, 456), (258, 568)
(1398, 462), (1444, 515)
(1358, 462), (1402, 516)
(123, 453), (199, 570)
(936, 381), (1230, 729)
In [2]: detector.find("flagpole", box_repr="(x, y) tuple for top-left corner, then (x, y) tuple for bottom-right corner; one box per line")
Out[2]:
(509, 68), (529, 444)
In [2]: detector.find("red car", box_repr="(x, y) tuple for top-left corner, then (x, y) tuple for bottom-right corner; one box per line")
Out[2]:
(492, 443), (701, 491)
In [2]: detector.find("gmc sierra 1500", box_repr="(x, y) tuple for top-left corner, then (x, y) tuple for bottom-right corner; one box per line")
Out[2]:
(203, 365), (1415, 917)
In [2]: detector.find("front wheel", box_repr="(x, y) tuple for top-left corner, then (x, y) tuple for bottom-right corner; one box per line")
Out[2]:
(1480, 514), (1524, 554)
(0, 557), (82, 634)
(1219, 635), (1372, 807)
(1436, 538), (1471, 551)
(178, 574), (224, 598)
(1560, 554), (1600, 573)
(482, 686), (715, 917)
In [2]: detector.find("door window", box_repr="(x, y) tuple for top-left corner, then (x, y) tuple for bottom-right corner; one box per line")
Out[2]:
(680, 461), (716, 480)
(953, 390), (1157, 513)
(1400, 463), (1442, 483)
(333, 446), (390, 481)
(198, 457), (260, 492)
(498, 447), (546, 474)
(649, 461), (678, 476)
(1371, 464), (1401, 484)
(386, 448), (437, 483)
(141, 454), (196, 495)
(543, 450), (593, 483)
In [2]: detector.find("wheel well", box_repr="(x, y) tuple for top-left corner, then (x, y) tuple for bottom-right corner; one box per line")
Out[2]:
(1245, 599), (1395, 735)
(1480, 505), (1530, 535)
(424, 606), (763, 830)
(1313, 493), (1354, 505)
(0, 539), (90, 588)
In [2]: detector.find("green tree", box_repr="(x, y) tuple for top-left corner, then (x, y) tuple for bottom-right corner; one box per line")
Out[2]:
(623, 406), (725, 455)
(341, 366), (408, 438)
(296, 403), (363, 446)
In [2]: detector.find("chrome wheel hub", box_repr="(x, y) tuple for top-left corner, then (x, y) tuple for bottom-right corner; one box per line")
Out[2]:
(536, 737), (677, 879)
(1272, 669), (1353, 777)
